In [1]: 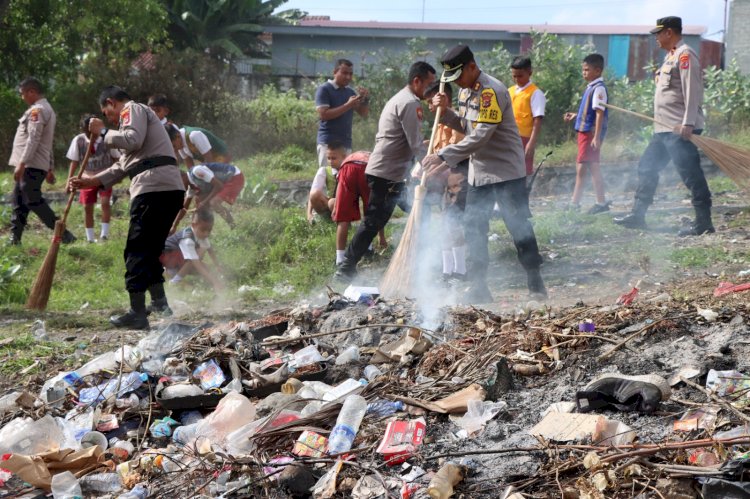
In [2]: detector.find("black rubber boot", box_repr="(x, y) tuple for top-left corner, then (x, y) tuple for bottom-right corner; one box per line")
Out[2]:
(61, 230), (76, 244)
(334, 260), (357, 284)
(527, 268), (547, 299)
(110, 292), (149, 329)
(147, 283), (173, 316)
(463, 281), (493, 304)
(678, 205), (715, 237)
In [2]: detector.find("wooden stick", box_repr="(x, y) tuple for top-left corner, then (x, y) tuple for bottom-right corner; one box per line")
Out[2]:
(260, 322), (436, 347)
(603, 103), (672, 129)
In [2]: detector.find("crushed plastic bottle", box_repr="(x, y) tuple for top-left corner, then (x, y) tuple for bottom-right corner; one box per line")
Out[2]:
(363, 365), (383, 381)
(51, 471), (82, 499)
(366, 399), (405, 417)
(116, 484), (148, 499)
(79, 372), (147, 406)
(327, 394), (367, 455)
(115, 394), (140, 409)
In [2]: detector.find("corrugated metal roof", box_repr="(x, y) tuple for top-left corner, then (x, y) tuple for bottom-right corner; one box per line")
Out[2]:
(296, 19), (706, 36)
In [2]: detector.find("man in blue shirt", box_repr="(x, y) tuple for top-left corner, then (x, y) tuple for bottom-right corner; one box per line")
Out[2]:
(315, 59), (370, 166)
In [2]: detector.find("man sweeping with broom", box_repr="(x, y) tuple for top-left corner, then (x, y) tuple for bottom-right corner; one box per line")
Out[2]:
(613, 16), (714, 236)
(424, 45), (546, 302)
(69, 86), (185, 329)
(334, 62), (437, 282)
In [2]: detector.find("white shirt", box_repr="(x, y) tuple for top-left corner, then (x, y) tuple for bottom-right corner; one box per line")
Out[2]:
(65, 135), (120, 162)
(179, 236), (211, 261)
(179, 128), (212, 159)
(588, 77), (608, 111)
(515, 81), (547, 117)
(310, 166), (338, 195)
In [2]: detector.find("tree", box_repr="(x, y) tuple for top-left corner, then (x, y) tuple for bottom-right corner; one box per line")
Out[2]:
(0, 0), (168, 86)
(164, 0), (302, 59)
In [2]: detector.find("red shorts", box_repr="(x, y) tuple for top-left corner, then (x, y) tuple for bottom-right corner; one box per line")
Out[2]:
(333, 163), (368, 223)
(521, 136), (534, 176)
(577, 131), (601, 164)
(217, 172), (244, 204)
(160, 250), (184, 272)
(79, 185), (112, 205)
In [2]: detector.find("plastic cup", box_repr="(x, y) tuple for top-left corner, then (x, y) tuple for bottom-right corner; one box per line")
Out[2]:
(81, 431), (109, 450)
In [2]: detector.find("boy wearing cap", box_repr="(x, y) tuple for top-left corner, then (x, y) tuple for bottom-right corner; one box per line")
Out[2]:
(614, 16), (713, 236)
(334, 61), (436, 281)
(424, 44), (546, 302)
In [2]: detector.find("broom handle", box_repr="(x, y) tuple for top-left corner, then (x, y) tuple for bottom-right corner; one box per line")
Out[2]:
(603, 103), (673, 130)
(61, 132), (97, 223)
(420, 79), (447, 187)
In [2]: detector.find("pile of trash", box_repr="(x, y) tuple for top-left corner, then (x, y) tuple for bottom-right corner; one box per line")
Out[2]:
(0, 284), (749, 498)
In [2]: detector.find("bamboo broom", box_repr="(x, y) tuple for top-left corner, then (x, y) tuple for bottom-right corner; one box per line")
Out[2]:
(380, 78), (446, 298)
(604, 103), (750, 188)
(26, 133), (96, 310)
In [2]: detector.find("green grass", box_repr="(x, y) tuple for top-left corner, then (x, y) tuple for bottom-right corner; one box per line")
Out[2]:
(0, 330), (78, 376)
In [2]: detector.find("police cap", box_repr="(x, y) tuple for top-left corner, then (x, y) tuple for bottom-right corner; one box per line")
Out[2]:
(650, 16), (682, 34)
(439, 44), (474, 82)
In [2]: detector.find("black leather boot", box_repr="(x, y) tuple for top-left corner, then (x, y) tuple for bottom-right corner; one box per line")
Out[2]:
(110, 292), (149, 329)
(678, 205), (715, 237)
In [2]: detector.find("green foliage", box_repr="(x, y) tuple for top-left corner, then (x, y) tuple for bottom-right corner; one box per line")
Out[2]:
(704, 59), (750, 135)
(0, 0), (168, 86)
(226, 85), (318, 155)
(164, 0), (295, 58)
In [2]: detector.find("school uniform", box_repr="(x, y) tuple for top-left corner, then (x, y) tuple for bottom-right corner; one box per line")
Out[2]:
(509, 81), (546, 175)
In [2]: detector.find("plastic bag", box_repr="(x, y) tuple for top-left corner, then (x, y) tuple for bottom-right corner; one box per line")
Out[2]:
(451, 400), (508, 437)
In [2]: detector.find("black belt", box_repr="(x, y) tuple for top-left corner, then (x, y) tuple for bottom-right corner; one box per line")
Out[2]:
(127, 156), (176, 180)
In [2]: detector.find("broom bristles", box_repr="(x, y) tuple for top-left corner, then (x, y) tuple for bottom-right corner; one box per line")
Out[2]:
(690, 135), (750, 188)
(380, 185), (427, 298)
(25, 220), (65, 310)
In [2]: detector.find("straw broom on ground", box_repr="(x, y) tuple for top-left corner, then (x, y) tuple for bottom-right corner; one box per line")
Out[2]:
(26, 134), (96, 310)
(380, 80), (445, 298)
(605, 103), (750, 188)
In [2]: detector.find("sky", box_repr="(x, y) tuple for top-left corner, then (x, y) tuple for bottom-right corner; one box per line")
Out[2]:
(278, 0), (728, 41)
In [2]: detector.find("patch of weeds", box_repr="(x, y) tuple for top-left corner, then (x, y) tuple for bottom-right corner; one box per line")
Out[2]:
(668, 246), (740, 268)
(0, 331), (76, 376)
(239, 146), (317, 183)
(727, 209), (750, 229)
(707, 175), (739, 195)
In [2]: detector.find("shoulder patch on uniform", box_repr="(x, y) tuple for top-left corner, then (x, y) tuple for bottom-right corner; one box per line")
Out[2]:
(416, 107), (423, 121)
(477, 88), (502, 124)
(29, 108), (40, 122)
(679, 53), (690, 70)
(120, 107), (131, 127)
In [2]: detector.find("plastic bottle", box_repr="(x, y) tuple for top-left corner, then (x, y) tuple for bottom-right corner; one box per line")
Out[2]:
(363, 365), (383, 381)
(51, 471), (82, 499)
(327, 394), (367, 455)
(427, 462), (465, 499)
(115, 394), (140, 409)
(116, 484), (148, 499)
(79, 372), (147, 406)
(323, 379), (368, 402)
(366, 400), (405, 417)
(79, 473), (124, 494)
(172, 423), (200, 446)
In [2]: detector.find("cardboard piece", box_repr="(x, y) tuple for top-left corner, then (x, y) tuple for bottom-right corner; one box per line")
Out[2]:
(394, 384), (486, 414)
(371, 329), (433, 364)
(529, 412), (635, 445)
(2, 446), (105, 491)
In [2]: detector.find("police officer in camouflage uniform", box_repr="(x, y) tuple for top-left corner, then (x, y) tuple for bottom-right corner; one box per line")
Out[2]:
(424, 45), (545, 302)
(8, 77), (76, 245)
(69, 86), (185, 329)
(614, 16), (713, 236)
